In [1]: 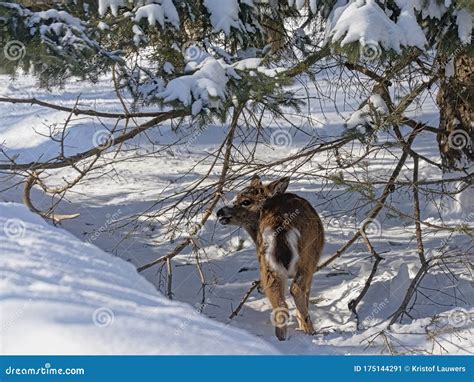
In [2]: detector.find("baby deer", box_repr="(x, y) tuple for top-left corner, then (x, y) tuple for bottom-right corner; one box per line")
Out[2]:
(217, 175), (324, 340)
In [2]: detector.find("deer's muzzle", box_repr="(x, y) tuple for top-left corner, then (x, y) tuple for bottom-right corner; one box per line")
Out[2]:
(216, 206), (233, 225)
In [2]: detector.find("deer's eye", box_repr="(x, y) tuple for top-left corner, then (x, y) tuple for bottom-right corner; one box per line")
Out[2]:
(241, 199), (253, 206)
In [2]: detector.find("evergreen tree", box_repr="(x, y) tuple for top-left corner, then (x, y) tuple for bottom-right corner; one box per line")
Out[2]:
(1, 0), (472, 170)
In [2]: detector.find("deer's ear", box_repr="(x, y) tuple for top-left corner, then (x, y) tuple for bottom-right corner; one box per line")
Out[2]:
(250, 174), (262, 188)
(266, 177), (290, 196)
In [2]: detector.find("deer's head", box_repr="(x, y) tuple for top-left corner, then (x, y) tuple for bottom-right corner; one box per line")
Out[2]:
(216, 175), (290, 234)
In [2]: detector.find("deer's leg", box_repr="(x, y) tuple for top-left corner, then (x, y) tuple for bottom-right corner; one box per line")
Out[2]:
(290, 270), (315, 335)
(261, 267), (289, 341)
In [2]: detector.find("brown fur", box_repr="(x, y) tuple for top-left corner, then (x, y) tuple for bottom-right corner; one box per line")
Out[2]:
(217, 175), (324, 340)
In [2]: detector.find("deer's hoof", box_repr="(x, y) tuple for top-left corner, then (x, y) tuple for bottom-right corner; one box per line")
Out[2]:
(275, 326), (287, 341)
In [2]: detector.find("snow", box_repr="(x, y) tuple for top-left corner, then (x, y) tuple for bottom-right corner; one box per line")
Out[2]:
(203, 0), (243, 35)
(328, 0), (428, 55)
(445, 58), (455, 78)
(98, 21), (110, 31)
(414, 0), (448, 20)
(134, 2), (179, 28)
(0, 60), (473, 354)
(135, 4), (166, 27)
(396, 4), (427, 48)
(233, 58), (262, 71)
(328, 0), (405, 53)
(0, 203), (278, 355)
(288, 0), (306, 10)
(98, 0), (125, 17)
(346, 94), (388, 130)
(158, 57), (229, 109)
(455, 8), (473, 44)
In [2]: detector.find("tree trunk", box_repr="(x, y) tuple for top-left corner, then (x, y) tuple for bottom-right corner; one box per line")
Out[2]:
(436, 53), (474, 171)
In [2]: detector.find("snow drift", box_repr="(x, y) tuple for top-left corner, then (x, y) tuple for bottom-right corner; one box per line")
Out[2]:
(0, 203), (277, 355)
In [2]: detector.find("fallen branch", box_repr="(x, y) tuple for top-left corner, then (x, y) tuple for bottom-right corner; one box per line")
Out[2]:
(23, 172), (80, 223)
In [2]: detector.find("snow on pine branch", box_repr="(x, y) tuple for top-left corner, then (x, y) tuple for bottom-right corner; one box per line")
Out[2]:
(99, 0), (179, 28)
(134, 2), (179, 28)
(327, 0), (427, 57)
(157, 55), (284, 114)
(158, 57), (232, 114)
(99, 0), (254, 35)
(203, 0), (244, 35)
(0, 2), (119, 61)
(454, 8), (473, 44)
(346, 94), (388, 133)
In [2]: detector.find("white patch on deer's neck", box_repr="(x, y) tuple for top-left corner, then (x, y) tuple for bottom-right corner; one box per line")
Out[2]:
(286, 228), (301, 277)
(262, 227), (286, 276)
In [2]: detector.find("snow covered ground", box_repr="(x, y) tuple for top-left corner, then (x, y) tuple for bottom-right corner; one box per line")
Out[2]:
(0, 202), (277, 355)
(0, 73), (472, 355)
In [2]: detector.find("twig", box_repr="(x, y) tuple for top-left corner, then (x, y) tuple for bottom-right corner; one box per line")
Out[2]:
(229, 280), (260, 320)
(137, 103), (244, 273)
(316, 124), (424, 272)
(166, 258), (173, 300)
(348, 232), (383, 329)
(0, 96), (172, 119)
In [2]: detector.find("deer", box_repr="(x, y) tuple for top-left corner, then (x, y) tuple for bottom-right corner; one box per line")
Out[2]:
(216, 175), (324, 341)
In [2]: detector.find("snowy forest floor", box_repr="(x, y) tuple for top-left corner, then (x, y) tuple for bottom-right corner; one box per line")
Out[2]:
(0, 72), (473, 355)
